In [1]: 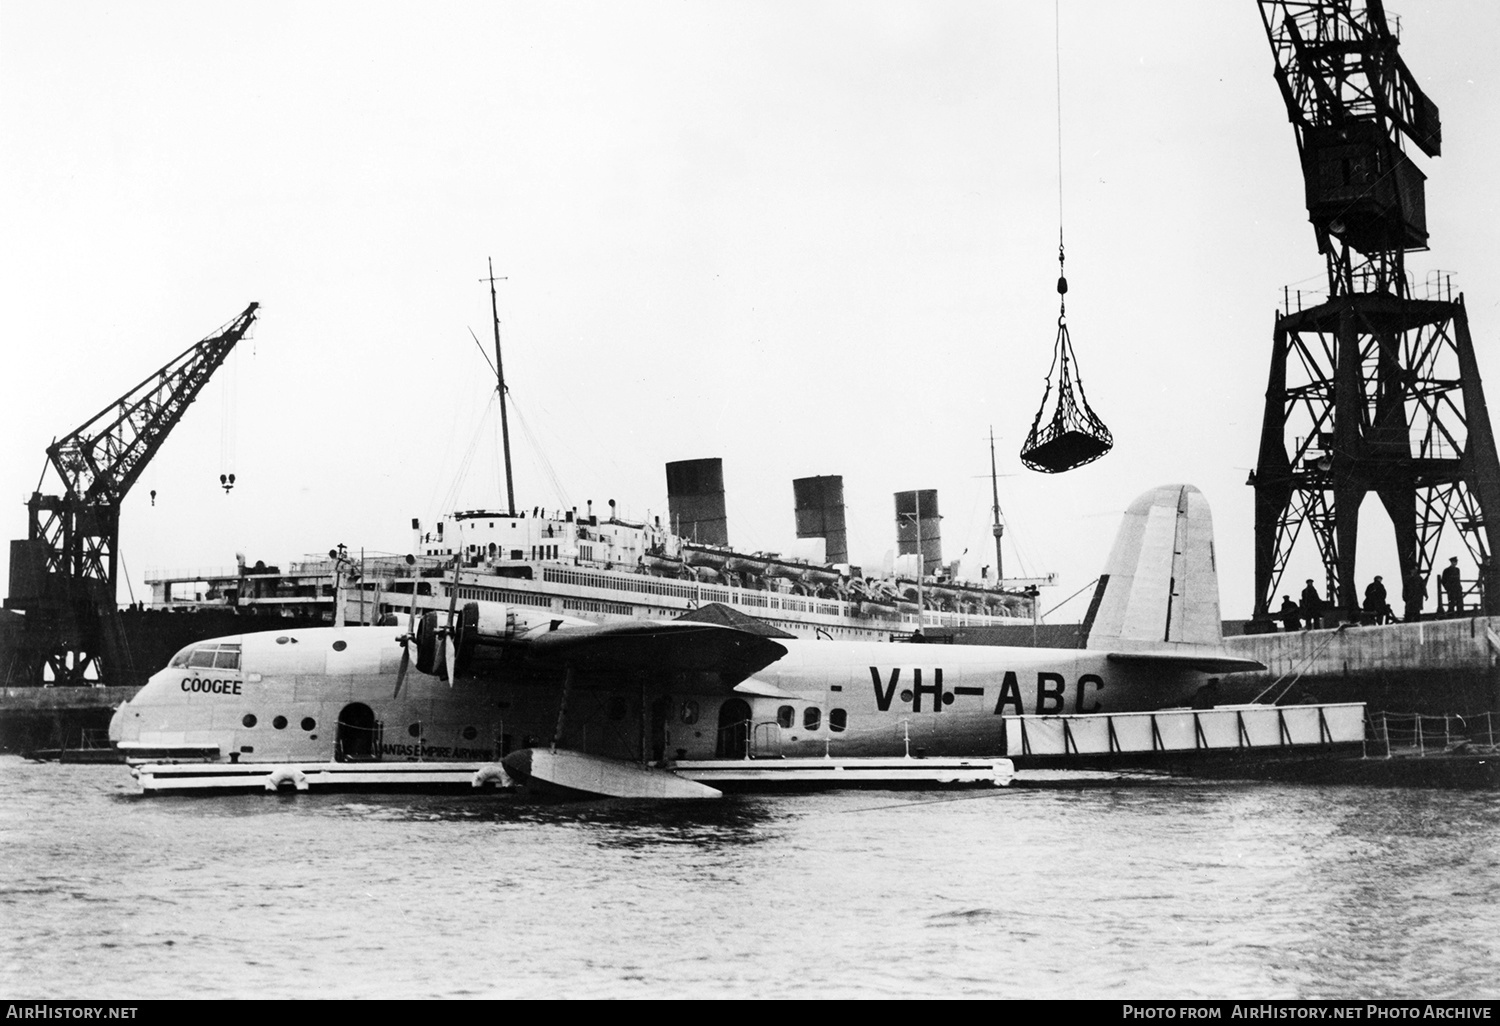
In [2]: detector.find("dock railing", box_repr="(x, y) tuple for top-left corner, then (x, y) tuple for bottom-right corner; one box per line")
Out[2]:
(1367, 710), (1499, 759)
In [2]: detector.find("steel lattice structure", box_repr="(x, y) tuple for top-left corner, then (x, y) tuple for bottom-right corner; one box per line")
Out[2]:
(4, 304), (258, 686)
(1252, 1), (1500, 622)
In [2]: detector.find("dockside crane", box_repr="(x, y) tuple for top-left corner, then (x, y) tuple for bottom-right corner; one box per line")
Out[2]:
(1251, 1), (1500, 622)
(4, 303), (260, 687)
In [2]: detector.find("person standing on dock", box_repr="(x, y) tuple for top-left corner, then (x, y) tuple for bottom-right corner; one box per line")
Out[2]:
(1402, 571), (1426, 622)
(1363, 576), (1392, 624)
(1300, 579), (1325, 630)
(1278, 595), (1301, 632)
(1440, 557), (1464, 615)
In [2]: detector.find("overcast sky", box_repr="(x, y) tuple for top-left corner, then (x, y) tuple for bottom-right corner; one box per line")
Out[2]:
(3, 1), (1498, 621)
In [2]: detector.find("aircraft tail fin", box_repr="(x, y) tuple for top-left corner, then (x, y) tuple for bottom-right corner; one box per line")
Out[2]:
(1081, 484), (1225, 653)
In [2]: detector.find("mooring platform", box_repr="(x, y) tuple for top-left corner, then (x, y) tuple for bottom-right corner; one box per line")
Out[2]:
(129, 754), (1016, 795)
(1003, 702), (1368, 761)
(669, 755), (1015, 791)
(130, 759), (512, 794)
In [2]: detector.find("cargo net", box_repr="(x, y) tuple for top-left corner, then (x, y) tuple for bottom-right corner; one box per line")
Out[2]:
(1020, 314), (1113, 474)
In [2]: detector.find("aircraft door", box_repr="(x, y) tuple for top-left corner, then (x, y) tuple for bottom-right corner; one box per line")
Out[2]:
(715, 698), (752, 759)
(651, 697), (670, 763)
(336, 703), (380, 761)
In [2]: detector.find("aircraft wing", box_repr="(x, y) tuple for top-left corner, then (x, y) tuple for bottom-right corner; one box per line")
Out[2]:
(521, 620), (788, 689)
(1105, 651), (1266, 674)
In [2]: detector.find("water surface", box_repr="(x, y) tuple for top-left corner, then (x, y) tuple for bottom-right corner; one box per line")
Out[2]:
(1, 758), (1495, 999)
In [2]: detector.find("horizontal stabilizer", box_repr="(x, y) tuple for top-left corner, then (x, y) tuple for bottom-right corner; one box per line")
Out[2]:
(1106, 651), (1266, 674)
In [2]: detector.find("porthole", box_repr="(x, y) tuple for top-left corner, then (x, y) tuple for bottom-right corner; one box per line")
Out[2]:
(776, 705), (794, 729)
(408, 722), (421, 738)
(462, 725), (478, 741)
(680, 700), (699, 725)
(301, 717), (316, 731)
(275, 636), (289, 645)
(803, 707), (821, 731)
(272, 715), (288, 730)
(829, 709), (847, 733)
(331, 640), (347, 652)
(242, 714), (258, 728)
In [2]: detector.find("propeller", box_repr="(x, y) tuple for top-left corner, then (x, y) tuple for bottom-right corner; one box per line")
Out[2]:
(412, 555), (465, 684)
(396, 553), (487, 693)
(412, 603), (480, 682)
(393, 554), (417, 698)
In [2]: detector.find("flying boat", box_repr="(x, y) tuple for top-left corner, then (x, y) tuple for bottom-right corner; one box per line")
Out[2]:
(110, 484), (1266, 797)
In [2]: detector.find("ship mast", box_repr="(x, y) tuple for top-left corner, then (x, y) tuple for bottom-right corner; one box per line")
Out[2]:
(485, 257), (517, 516)
(989, 426), (1004, 582)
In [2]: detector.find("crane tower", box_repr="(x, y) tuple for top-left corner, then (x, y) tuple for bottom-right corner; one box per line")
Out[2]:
(1251, 1), (1500, 622)
(4, 304), (259, 686)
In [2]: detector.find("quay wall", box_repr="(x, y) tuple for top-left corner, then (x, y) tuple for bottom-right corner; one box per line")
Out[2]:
(0, 686), (140, 754)
(1219, 617), (1500, 716)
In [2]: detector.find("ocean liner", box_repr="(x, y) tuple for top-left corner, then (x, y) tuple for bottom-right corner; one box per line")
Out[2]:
(147, 470), (1048, 646)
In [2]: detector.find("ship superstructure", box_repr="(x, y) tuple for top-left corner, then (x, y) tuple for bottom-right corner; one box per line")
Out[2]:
(147, 483), (1048, 644)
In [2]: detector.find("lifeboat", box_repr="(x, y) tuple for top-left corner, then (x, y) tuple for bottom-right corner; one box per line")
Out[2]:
(683, 544), (729, 570)
(644, 552), (685, 576)
(725, 553), (769, 576)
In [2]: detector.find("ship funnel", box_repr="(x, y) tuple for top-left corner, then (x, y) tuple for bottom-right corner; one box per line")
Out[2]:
(894, 490), (941, 571)
(665, 458), (729, 546)
(793, 475), (848, 565)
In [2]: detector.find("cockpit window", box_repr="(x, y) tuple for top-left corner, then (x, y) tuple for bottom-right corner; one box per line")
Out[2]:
(171, 642), (241, 671)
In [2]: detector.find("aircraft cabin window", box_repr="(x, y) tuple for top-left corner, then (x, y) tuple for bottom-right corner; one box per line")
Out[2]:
(407, 723), (421, 738)
(680, 700), (699, 725)
(777, 706), (794, 729)
(803, 707), (821, 731)
(272, 716), (288, 730)
(829, 709), (847, 732)
(301, 718), (316, 731)
(242, 714), (257, 728)
(331, 640), (347, 652)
